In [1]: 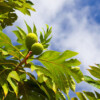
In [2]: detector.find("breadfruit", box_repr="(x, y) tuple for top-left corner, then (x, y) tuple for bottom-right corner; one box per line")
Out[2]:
(25, 33), (38, 50)
(31, 43), (44, 55)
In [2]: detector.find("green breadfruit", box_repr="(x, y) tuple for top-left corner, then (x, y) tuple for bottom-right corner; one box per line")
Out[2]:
(31, 43), (44, 55)
(25, 33), (38, 50)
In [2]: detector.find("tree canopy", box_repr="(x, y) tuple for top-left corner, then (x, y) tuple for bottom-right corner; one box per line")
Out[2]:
(0, 0), (100, 100)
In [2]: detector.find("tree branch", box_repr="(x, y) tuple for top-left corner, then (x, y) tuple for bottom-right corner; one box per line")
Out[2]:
(15, 51), (32, 70)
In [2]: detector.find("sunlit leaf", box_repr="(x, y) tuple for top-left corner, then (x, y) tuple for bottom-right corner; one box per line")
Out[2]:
(0, 31), (24, 60)
(7, 71), (20, 95)
(25, 21), (32, 33)
(84, 75), (100, 89)
(36, 50), (83, 95)
(83, 91), (97, 100)
(76, 92), (87, 100)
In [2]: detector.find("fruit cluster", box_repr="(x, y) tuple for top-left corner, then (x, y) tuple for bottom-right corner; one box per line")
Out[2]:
(25, 33), (43, 55)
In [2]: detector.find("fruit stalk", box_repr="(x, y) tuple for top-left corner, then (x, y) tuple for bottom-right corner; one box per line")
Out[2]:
(15, 51), (32, 70)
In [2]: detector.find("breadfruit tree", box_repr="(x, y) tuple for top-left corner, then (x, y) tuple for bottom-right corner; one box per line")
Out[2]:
(0, 0), (100, 100)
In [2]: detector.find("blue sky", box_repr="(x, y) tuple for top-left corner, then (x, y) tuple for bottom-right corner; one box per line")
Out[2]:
(3, 0), (100, 99)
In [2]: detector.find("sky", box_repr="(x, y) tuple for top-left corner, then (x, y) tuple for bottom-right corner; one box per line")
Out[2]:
(3, 0), (100, 99)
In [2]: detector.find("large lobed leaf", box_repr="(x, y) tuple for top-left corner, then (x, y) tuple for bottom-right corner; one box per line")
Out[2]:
(34, 50), (83, 96)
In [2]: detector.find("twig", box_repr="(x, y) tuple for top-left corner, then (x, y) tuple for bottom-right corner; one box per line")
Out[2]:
(15, 51), (32, 70)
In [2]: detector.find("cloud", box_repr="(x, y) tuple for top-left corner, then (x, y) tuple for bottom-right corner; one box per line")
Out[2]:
(50, 3), (100, 70)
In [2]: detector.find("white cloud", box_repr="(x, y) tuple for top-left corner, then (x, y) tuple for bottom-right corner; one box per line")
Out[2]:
(51, 6), (100, 69)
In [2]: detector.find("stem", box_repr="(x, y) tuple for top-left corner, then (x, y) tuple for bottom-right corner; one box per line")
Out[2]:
(15, 51), (32, 70)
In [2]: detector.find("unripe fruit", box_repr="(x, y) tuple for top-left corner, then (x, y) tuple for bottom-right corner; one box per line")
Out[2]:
(31, 43), (44, 55)
(25, 33), (38, 50)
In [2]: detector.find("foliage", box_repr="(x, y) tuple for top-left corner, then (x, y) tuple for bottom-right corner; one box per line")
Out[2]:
(0, 0), (35, 28)
(84, 64), (100, 89)
(72, 64), (100, 100)
(71, 91), (100, 100)
(0, 21), (84, 99)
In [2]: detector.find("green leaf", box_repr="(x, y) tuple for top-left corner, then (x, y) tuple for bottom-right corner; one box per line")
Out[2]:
(0, 58), (17, 67)
(56, 91), (66, 100)
(39, 25), (52, 49)
(44, 25), (52, 40)
(0, 48), (9, 56)
(88, 66), (100, 79)
(95, 91), (100, 99)
(33, 24), (37, 35)
(0, 26), (2, 31)
(71, 97), (78, 100)
(64, 59), (81, 67)
(16, 26), (26, 38)
(12, 26), (27, 49)
(40, 32), (44, 43)
(25, 21), (32, 33)
(68, 76), (76, 92)
(83, 91), (97, 100)
(12, 30), (24, 43)
(37, 50), (83, 95)
(18, 79), (48, 100)
(8, 71), (20, 82)
(76, 92), (87, 100)
(5, 93), (17, 100)
(0, 68), (9, 96)
(0, 31), (24, 60)
(7, 71), (20, 95)
(84, 75), (100, 89)
(0, 0), (35, 28)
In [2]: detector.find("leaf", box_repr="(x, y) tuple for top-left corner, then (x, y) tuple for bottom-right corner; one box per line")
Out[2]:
(68, 76), (76, 92)
(12, 30), (24, 43)
(25, 21), (32, 33)
(83, 91), (97, 100)
(5, 93), (17, 100)
(71, 97), (78, 100)
(8, 71), (20, 82)
(0, 0), (35, 28)
(39, 25), (52, 49)
(64, 59), (81, 67)
(18, 79), (48, 100)
(7, 71), (20, 95)
(16, 26), (26, 38)
(84, 75), (100, 89)
(40, 32), (44, 43)
(56, 91), (66, 100)
(0, 26), (2, 31)
(0, 48), (8, 55)
(33, 24), (37, 35)
(26, 0), (34, 6)
(44, 25), (52, 40)
(72, 91), (100, 100)
(76, 92), (87, 100)
(36, 50), (83, 95)
(95, 91), (100, 99)
(0, 58), (18, 67)
(12, 26), (27, 49)
(0, 67), (9, 96)
(0, 31), (24, 60)
(88, 66), (100, 79)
